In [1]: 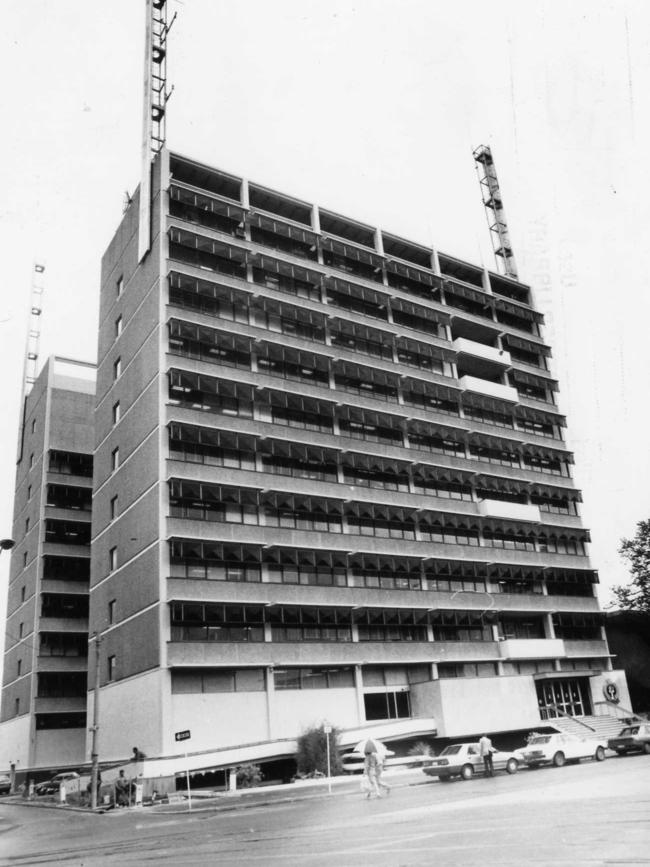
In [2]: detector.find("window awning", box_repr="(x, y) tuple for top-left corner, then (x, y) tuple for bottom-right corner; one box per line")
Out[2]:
(515, 404), (566, 426)
(494, 297), (544, 324)
(321, 236), (384, 268)
(443, 280), (492, 307)
(170, 185), (245, 221)
(250, 212), (317, 245)
(386, 259), (439, 288)
(503, 334), (552, 357)
(530, 483), (582, 502)
(510, 369), (559, 392)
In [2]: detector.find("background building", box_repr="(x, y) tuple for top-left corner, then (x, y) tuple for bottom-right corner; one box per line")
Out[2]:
(0, 357), (95, 771)
(88, 147), (629, 785)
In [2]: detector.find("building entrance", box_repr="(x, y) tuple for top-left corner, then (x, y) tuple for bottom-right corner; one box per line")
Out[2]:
(536, 678), (592, 719)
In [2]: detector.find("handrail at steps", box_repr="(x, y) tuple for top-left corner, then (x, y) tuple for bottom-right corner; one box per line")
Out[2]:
(542, 703), (596, 732)
(593, 700), (648, 723)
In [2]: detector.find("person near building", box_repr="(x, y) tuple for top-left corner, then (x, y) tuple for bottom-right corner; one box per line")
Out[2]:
(479, 734), (494, 777)
(115, 770), (130, 807)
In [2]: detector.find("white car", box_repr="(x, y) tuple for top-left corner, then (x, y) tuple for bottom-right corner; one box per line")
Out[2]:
(517, 732), (606, 768)
(423, 742), (519, 781)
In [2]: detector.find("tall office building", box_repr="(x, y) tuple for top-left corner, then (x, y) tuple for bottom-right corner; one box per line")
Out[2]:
(0, 357), (95, 771)
(91, 148), (627, 780)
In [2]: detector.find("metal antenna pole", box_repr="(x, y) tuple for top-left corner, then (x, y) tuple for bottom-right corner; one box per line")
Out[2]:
(473, 145), (519, 280)
(17, 262), (45, 463)
(89, 633), (101, 810)
(138, 0), (176, 262)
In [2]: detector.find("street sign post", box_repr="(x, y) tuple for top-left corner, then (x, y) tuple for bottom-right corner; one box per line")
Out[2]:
(174, 730), (192, 810)
(324, 724), (332, 795)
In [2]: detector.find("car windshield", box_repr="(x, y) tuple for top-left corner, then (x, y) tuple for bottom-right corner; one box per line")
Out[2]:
(440, 745), (462, 756)
(619, 726), (639, 735)
(528, 736), (551, 745)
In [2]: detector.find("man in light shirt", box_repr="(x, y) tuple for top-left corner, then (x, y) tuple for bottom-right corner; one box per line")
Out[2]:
(479, 734), (494, 776)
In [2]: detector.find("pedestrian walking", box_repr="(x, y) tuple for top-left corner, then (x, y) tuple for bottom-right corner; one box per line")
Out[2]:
(479, 734), (494, 777)
(361, 737), (390, 798)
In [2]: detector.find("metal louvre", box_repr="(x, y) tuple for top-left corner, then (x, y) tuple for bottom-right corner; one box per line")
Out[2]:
(253, 253), (323, 285)
(494, 296), (544, 324)
(504, 333), (552, 356)
(386, 259), (439, 288)
(321, 236), (384, 268)
(443, 280), (492, 307)
(249, 212), (317, 245)
(515, 404), (567, 426)
(510, 369), (559, 392)
(170, 185), (245, 221)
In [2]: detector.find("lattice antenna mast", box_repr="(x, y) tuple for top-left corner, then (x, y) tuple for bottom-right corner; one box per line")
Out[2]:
(473, 145), (519, 281)
(138, 0), (176, 262)
(17, 262), (45, 462)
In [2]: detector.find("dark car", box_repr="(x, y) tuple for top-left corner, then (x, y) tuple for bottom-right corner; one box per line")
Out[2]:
(608, 723), (650, 755)
(35, 771), (80, 796)
(0, 774), (11, 795)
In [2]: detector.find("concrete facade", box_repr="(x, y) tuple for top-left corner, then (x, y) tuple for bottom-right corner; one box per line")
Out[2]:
(0, 357), (95, 771)
(84, 146), (622, 776)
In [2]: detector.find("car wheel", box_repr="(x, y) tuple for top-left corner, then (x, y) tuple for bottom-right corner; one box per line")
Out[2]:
(505, 758), (518, 774)
(643, 743), (650, 755)
(552, 751), (566, 768)
(594, 746), (606, 762)
(460, 764), (474, 781)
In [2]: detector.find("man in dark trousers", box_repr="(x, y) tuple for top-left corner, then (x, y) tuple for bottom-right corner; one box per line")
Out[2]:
(479, 734), (494, 776)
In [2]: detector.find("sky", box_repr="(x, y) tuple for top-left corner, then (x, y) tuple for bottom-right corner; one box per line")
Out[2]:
(1, 0), (649, 674)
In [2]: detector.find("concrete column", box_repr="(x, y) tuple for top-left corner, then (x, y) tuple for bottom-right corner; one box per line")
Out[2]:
(431, 249), (441, 276)
(491, 624), (500, 642)
(426, 623), (435, 642)
(241, 178), (250, 209)
(266, 666), (275, 740)
(482, 268), (492, 294)
(544, 613), (556, 639)
(351, 621), (360, 642)
(430, 662), (438, 679)
(312, 206), (323, 265)
(354, 665), (365, 724)
(228, 769), (237, 792)
(260, 562), (271, 583)
(496, 661), (505, 676)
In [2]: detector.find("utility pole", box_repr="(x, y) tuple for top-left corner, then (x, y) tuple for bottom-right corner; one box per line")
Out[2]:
(89, 632), (101, 810)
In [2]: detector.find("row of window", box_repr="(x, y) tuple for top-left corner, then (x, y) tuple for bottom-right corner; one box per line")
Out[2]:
(169, 603), (604, 642)
(168, 540), (597, 593)
(167, 373), (570, 472)
(168, 270), (548, 375)
(167, 480), (588, 554)
(168, 228), (542, 338)
(167, 319), (559, 419)
(168, 425), (576, 505)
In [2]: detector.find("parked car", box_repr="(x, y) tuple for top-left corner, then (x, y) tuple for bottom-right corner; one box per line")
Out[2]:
(0, 774), (11, 795)
(516, 732), (606, 768)
(422, 742), (519, 781)
(35, 771), (80, 796)
(607, 723), (650, 755)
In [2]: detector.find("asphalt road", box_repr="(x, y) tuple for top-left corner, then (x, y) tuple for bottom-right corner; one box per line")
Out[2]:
(0, 755), (648, 866)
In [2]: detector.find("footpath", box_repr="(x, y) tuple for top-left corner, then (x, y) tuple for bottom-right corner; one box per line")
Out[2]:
(0, 768), (427, 817)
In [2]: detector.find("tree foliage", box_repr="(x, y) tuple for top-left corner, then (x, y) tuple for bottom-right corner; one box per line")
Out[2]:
(614, 520), (650, 612)
(295, 724), (343, 776)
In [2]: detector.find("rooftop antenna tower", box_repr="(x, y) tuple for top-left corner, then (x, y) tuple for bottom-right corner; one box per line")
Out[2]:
(138, 0), (175, 262)
(473, 145), (519, 281)
(17, 262), (45, 462)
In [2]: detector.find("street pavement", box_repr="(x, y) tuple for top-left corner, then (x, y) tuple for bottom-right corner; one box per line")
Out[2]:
(0, 754), (648, 866)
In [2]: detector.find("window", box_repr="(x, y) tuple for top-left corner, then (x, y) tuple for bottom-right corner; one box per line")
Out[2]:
(21, 586), (25, 603)
(23, 552), (28, 568)
(115, 316), (123, 338)
(108, 655), (116, 681)
(110, 496), (118, 521)
(274, 667), (355, 690)
(111, 447), (120, 472)
(109, 547), (118, 572)
(108, 599), (116, 625)
(27, 485), (32, 501)
(15, 698), (20, 716)
(116, 275), (123, 296)
(25, 518), (30, 534)
(364, 691), (410, 721)
(31, 419), (36, 434)
(29, 453), (34, 468)
(113, 357), (122, 381)
(19, 623), (24, 638)
(17, 659), (22, 677)
(112, 402), (121, 425)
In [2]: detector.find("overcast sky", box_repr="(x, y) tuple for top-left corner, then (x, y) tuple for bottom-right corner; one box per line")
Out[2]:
(1, 1), (649, 669)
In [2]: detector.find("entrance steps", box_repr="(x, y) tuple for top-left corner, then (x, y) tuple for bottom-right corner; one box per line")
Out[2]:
(550, 714), (629, 740)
